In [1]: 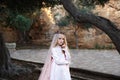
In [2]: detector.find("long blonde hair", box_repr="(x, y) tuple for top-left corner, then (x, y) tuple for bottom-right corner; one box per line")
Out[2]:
(50, 33), (68, 48)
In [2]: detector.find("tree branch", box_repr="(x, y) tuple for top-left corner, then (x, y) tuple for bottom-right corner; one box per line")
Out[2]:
(60, 0), (120, 53)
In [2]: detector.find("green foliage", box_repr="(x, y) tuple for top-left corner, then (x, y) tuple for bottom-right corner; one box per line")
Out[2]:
(1, 0), (60, 13)
(6, 11), (17, 27)
(79, 7), (94, 14)
(57, 17), (70, 27)
(95, 0), (109, 6)
(57, 14), (93, 30)
(94, 43), (100, 49)
(82, 23), (93, 30)
(74, 0), (109, 14)
(94, 43), (105, 49)
(0, 8), (16, 27)
(0, 6), (31, 32)
(57, 14), (78, 27)
(77, 0), (109, 7)
(94, 43), (113, 49)
(1, 0), (109, 14)
(0, 0), (109, 14)
(11, 15), (32, 32)
(66, 15), (77, 25)
(74, 0), (95, 13)
(106, 44), (113, 49)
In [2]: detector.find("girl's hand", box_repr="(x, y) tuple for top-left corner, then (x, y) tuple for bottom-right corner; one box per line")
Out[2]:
(61, 44), (66, 48)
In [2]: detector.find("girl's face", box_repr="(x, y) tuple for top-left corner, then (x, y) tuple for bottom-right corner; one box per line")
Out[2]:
(57, 34), (65, 46)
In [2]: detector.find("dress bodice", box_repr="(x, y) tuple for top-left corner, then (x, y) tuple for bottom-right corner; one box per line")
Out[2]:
(51, 45), (71, 65)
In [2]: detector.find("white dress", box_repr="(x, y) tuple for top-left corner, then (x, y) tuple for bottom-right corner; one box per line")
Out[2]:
(50, 46), (71, 80)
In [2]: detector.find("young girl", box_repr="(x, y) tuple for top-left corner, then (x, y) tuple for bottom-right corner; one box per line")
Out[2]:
(38, 32), (71, 80)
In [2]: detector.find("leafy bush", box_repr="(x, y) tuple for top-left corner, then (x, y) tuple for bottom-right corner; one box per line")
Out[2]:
(94, 43), (101, 49)
(94, 43), (113, 49)
(94, 43), (106, 49)
(12, 15), (32, 32)
(106, 44), (113, 49)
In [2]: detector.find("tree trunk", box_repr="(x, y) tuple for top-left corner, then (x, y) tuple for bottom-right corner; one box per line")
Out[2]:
(0, 33), (12, 77)
(17, 30), (30, 44)
(0, 33), (30, 78)
(74, 31), (79, 49)
(74, 26), (79, 49)
(60, 0), (120, 54)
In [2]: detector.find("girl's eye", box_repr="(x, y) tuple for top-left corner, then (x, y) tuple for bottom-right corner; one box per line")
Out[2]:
(59, 38), (64, 40)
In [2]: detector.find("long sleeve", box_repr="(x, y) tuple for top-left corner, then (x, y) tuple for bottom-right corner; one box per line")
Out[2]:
(62, 48), (71, 64)
(52, 48), (69, 65)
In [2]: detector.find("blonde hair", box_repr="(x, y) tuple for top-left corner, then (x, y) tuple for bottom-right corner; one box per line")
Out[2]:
(50, 33), (68, 48)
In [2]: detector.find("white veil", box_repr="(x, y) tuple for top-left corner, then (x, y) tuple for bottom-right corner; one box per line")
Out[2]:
(38, 34), (58, 80)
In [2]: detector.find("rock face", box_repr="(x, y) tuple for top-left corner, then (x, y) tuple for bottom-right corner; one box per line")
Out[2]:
(29, 8), (59, 46)
(94, 0), (120, 29)
(30, 3), (117, 49)
(1, 0), (119, 49)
